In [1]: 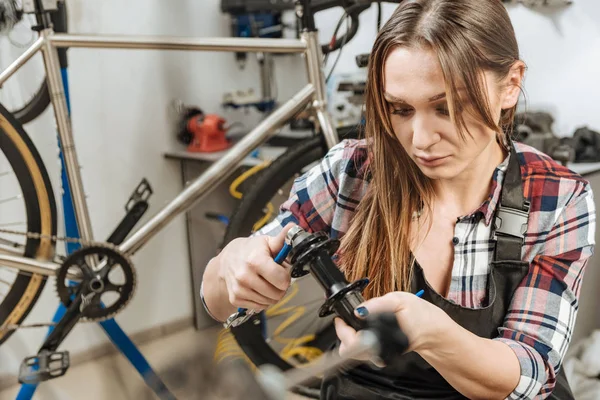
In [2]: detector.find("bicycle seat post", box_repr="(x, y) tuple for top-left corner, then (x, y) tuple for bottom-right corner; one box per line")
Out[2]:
(30, 0), (55, 32)
(296, 0), (317, 32)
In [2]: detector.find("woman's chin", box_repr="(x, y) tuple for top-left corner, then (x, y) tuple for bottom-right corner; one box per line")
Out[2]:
(417, 165), (459, 181)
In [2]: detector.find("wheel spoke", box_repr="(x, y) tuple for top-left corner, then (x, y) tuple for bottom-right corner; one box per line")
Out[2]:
(0, 221), (25, 227)
(0, 194), (21, 205)
(0, 275), (14, 285)
(0, 236), (25, 249)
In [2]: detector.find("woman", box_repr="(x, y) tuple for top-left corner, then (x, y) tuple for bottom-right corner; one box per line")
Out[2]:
(202, 0), (596, 398)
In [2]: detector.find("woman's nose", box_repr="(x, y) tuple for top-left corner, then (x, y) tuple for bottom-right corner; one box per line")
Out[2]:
(412, 115), (440, 150)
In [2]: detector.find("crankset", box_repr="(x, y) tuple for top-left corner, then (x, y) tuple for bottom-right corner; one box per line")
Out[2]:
(18, 245), (136, 384)
(56, 245), (136, 321)
(18, 178), (151, 384)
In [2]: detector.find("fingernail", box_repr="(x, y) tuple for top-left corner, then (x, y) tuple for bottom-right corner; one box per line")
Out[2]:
(356, 306), (369, 317)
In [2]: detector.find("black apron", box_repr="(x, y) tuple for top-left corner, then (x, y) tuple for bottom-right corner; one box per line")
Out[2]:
(320, 145), (575, 400)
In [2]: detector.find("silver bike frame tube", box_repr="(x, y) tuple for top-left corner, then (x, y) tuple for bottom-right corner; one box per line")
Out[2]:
(0, 30), (320, 276)
(0, 36), (45, 87)
(303, 31), (339, 149)
(119, 84), (316, 255)
(0, 253), (77, 279)
(40, 30), (95, 242)
(49, 34), (307, 53)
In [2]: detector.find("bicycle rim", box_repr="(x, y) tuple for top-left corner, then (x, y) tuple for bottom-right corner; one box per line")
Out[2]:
(0, 101), (57, 345)
(222, 136), (337, 397)
(0, 2), (68, 124)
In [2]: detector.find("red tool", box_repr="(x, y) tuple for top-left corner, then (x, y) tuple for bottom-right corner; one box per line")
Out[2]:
(186, 114), (231, 153)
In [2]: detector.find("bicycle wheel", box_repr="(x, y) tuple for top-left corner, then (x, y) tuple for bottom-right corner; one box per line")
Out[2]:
(0, 2), (68, 125)
(223, 136), (337, 398)
(0, 102), (58, 345)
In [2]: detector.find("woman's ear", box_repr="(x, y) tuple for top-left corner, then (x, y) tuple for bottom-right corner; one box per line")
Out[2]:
(501, 61), (526, 110)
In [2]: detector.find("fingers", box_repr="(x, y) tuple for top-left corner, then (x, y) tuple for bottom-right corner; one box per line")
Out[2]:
(354, 292), (412, 317)
(239, 273), (287, 302)
(266, 223), (296, 256)
(334, 317), (357, 344)
(335, 318), (362, 358)
(255, 257), (291, 291)
(226, 281), (276, 310)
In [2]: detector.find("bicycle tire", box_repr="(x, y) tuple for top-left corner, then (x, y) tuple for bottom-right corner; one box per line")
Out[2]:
(0, 102), (58, 345)
(13, 80), (50, 125)
(12, 1), (68, 125)
(224, 135), (336, 397)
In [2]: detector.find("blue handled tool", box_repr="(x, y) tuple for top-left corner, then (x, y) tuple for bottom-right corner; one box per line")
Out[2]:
(225, 242), (293, 328)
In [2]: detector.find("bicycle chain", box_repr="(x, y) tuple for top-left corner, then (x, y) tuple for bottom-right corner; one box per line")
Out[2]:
(0, 227), (136, 331)
(0, 227), (121, 253)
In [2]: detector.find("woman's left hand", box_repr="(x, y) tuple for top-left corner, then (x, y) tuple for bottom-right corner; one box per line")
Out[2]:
(335, 291), (453, 362)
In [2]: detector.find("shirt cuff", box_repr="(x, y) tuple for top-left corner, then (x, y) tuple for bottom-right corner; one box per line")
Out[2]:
(494, 338), (547, 399)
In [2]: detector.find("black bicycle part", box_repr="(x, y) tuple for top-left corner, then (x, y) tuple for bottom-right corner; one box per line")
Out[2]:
(31, 0), (52, 30)
(125, 178), (153, 212)
(365, 312), (409, 365)
(13, 1), (68, 125)
(56, 246), (135, 321)
(32, 289), (84, 354)
(104, 179), (153, 245)
(18, 272), (88, 383)
(108, 203), (148, 246)
(297, 0), (317, 31)
(307, 1), (401, 54)
(289, 231), (369, 331)
(19, 177), (150, 383)
(19, 349), (70, 384)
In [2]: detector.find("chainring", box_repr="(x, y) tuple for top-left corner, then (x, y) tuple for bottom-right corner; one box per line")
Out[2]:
(56, 245), (136, 321)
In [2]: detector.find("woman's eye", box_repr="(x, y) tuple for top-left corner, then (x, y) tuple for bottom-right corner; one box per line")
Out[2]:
(392, 108), (413, 117)
(437, 106), (450, 116)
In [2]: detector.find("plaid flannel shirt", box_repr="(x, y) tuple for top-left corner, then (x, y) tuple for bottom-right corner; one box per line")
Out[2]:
(254, 139), (596, 399)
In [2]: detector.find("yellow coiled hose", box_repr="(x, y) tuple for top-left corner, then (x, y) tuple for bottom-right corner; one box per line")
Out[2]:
(228, 161), (274, 232)
(213, 283), (324, 367)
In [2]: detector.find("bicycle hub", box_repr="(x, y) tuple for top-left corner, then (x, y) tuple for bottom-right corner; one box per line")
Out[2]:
(286, 226), (369, 331)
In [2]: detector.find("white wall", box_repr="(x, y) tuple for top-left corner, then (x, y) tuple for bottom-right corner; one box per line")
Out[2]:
(1, 0), (600, 381)
(0, 0), (308, 378)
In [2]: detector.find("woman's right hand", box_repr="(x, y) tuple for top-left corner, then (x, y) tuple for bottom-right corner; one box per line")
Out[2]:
(217, 223), (295, 311)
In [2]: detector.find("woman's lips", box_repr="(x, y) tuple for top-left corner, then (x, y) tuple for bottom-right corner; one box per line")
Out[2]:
(414, 155), (450, 167)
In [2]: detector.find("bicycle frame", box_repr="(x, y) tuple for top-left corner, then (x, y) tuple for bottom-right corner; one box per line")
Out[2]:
(0, 27), (339, 278)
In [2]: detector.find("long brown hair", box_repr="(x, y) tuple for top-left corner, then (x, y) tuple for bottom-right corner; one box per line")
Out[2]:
(339, 0), (521, 298)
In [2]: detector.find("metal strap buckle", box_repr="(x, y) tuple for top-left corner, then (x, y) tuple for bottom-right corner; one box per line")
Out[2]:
(223, 310), (255, 329)
(493, 202), (530, 241)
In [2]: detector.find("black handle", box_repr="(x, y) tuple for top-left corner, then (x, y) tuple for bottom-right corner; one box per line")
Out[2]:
(366, 312), (409, 365)
(51, 1), (68, 68)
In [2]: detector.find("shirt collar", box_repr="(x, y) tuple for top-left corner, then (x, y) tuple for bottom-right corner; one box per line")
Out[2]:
(462, 152), (511, 226)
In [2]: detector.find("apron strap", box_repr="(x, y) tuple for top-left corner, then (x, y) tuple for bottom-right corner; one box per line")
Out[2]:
(493, 143), (530, 262)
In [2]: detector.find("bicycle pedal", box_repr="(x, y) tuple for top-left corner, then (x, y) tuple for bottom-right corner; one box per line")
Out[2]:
(18, 350), (70, 384)
(125, 178), (153, 212)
